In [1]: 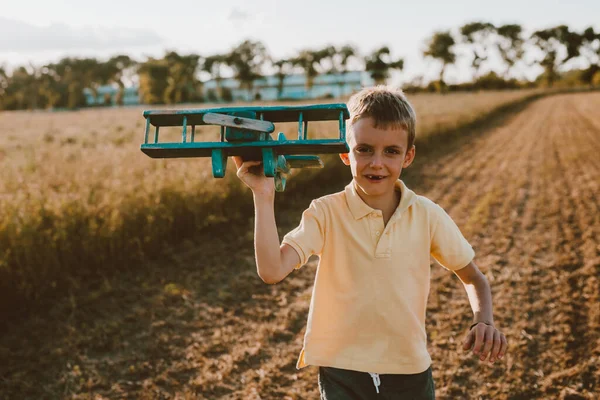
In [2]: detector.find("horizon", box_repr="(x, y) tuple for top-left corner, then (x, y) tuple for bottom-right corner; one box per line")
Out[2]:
(1, 0), (599, 85)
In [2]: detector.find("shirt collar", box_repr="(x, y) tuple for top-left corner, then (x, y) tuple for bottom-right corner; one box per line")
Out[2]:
(344, 179), (417, 220)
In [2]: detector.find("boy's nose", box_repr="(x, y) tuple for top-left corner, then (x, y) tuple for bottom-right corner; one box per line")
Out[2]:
(370, 155), (384, 168)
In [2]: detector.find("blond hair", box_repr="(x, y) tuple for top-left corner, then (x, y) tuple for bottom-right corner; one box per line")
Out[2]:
(347, 85), (416, 149)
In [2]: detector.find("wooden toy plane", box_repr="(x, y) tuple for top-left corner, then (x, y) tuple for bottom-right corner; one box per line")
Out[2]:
(140, 104), (350, 191)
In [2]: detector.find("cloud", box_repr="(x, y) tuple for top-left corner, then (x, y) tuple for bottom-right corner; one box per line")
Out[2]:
(228, 7), (251, 21)
(0, 17), (163, 53)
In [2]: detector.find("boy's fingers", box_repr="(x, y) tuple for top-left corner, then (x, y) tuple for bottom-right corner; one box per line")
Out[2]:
(488, 331), (502, 363)
(472, 325), (485, 355)
(498, 333), (508, 359)
(233, 156), (243, 169)
(238, 160), (262, 174)
(462, 330), (475, 350)
(479, 327), (495, 361)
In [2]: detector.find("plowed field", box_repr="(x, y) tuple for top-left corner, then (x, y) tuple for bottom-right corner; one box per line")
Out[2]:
(1, 92), (599, 399)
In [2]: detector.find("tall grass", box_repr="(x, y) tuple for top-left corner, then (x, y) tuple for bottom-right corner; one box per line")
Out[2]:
(0, 89), (543, 320)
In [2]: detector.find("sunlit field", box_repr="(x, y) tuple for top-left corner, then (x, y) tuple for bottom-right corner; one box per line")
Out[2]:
(1, 90), (541, 208)
(0, 89), (543, 316)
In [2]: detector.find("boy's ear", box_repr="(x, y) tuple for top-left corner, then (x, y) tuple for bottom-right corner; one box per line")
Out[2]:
(403, 145), (416, 168)
(339, 153), (351, 165)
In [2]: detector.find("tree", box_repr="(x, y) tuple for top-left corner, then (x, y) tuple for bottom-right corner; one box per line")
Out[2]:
(272, 59), (293, 100)
(531, 25), (582, 87)
(105, 55), (137, 105)
(315, 45), (338, 73)
(332, 44), (358, 97)
(579, 27), (600, 85)
(496, 24), (525, 79)
(0, 66), (8, 108)
(35, 58), (97, 109)
(460, 22), (496, 79)
(70, 58), (102, 105)
(1, 66), (39, 110)
(163, 51), (201, 104)
(227, 40), (269, 101)
(423, 31), (456, 91)
(364, 46), (404, 85)
(202, 54), (228, 101)
(137, 59), (169, 104)
(291, 49), (328, 98)
(37, 64), (67, 109)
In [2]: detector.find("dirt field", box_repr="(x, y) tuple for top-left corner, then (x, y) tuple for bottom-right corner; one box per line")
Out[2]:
(1, 92), (598, 399)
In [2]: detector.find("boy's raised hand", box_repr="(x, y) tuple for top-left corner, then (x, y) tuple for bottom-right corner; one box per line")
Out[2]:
(233, 156), (274, 195)
(462, 323), (508, 365)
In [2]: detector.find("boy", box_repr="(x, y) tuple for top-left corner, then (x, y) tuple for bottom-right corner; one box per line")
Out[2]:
(233, 86), (507, 399)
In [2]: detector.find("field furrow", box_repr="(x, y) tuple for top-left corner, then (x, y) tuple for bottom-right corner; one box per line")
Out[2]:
(424, 94), (599, 399)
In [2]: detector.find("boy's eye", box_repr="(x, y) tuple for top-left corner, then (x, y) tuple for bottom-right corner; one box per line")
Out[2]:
(355, 146), (371, 153)
(386, 148), (401, 154)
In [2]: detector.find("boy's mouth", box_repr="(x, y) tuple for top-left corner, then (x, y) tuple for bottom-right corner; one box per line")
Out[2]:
(365, 174), (387, 181)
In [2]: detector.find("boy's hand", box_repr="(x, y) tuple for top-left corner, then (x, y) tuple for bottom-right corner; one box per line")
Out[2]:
(233, 156), (274, 196)
(462, 322), (508, 364)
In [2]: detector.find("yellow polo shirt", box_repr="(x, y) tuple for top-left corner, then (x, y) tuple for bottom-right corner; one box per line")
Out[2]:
(282, 180), (475, 374)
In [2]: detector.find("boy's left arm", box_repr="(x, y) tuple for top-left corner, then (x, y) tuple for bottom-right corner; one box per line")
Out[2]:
(453, 261), (508, 365)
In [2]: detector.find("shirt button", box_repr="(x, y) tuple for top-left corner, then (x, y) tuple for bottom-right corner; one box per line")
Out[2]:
(376, 231), (380, 236)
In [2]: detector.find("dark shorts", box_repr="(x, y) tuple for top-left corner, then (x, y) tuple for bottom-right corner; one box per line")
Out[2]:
(318, 365), (435, 400)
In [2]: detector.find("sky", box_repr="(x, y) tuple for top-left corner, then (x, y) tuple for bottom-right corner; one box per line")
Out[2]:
(1, 0), (599, 85)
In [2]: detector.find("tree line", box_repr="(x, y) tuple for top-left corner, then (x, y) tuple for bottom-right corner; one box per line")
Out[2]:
(1, 22), (599, 110)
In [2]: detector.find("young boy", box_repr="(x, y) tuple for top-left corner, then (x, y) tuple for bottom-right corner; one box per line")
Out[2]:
(233, 86), (507, 399)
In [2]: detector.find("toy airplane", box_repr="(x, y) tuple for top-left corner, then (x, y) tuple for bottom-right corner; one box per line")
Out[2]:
(140, 104), (350, 191)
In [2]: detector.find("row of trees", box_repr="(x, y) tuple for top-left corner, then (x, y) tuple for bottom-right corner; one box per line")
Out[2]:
(435, 23), (600, 88)
(1, 22), (599, 110)
(106, 42), (404, 106)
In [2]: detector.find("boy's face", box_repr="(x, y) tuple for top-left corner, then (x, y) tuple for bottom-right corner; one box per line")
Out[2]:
(340, 117), (415, 198)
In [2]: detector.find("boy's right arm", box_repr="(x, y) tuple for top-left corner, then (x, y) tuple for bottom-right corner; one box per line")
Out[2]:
(234, 157), (300, 284)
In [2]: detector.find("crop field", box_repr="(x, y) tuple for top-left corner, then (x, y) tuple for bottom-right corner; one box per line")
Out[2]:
(1, 89), (598, 399)
(0, 89), (541, 315)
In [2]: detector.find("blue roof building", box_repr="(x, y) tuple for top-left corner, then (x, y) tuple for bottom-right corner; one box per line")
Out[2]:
(83, 85), (140, 106)
(83, 71), (374, 106)
(203, 71), (374, 101)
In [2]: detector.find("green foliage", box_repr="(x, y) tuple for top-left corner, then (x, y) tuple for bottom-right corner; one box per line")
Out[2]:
(67, 81), (86, 109)
(227, 40), (268, 101)
(291, 48), (325, 92)
(580, 27), (600, 77)
(0, 56), (140, 110)
(460, 22), (496, 78)
(138, 59), (169, 104)
(272, 59), (293, 99)
(531, 25), (583, 87)
(470, 72), (522, 90)
(106, 55), (137, 105)
(592, 71), (600, 86)
(335, 45), (357, 73)
(202, 54), (228, 101)
(221, 87), (233, 102)
(496, 24), (525, 78)
(163, 51), (201, 104)
(206, 89), (218, 102)
(423, 31), (456, 90)
(289, 45), (342, 95)
(364, 46), (404, 85)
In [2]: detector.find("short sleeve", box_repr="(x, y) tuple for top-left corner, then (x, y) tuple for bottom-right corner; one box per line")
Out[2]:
(430, 203), (475, 271)
(282, 200), (326, 268)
